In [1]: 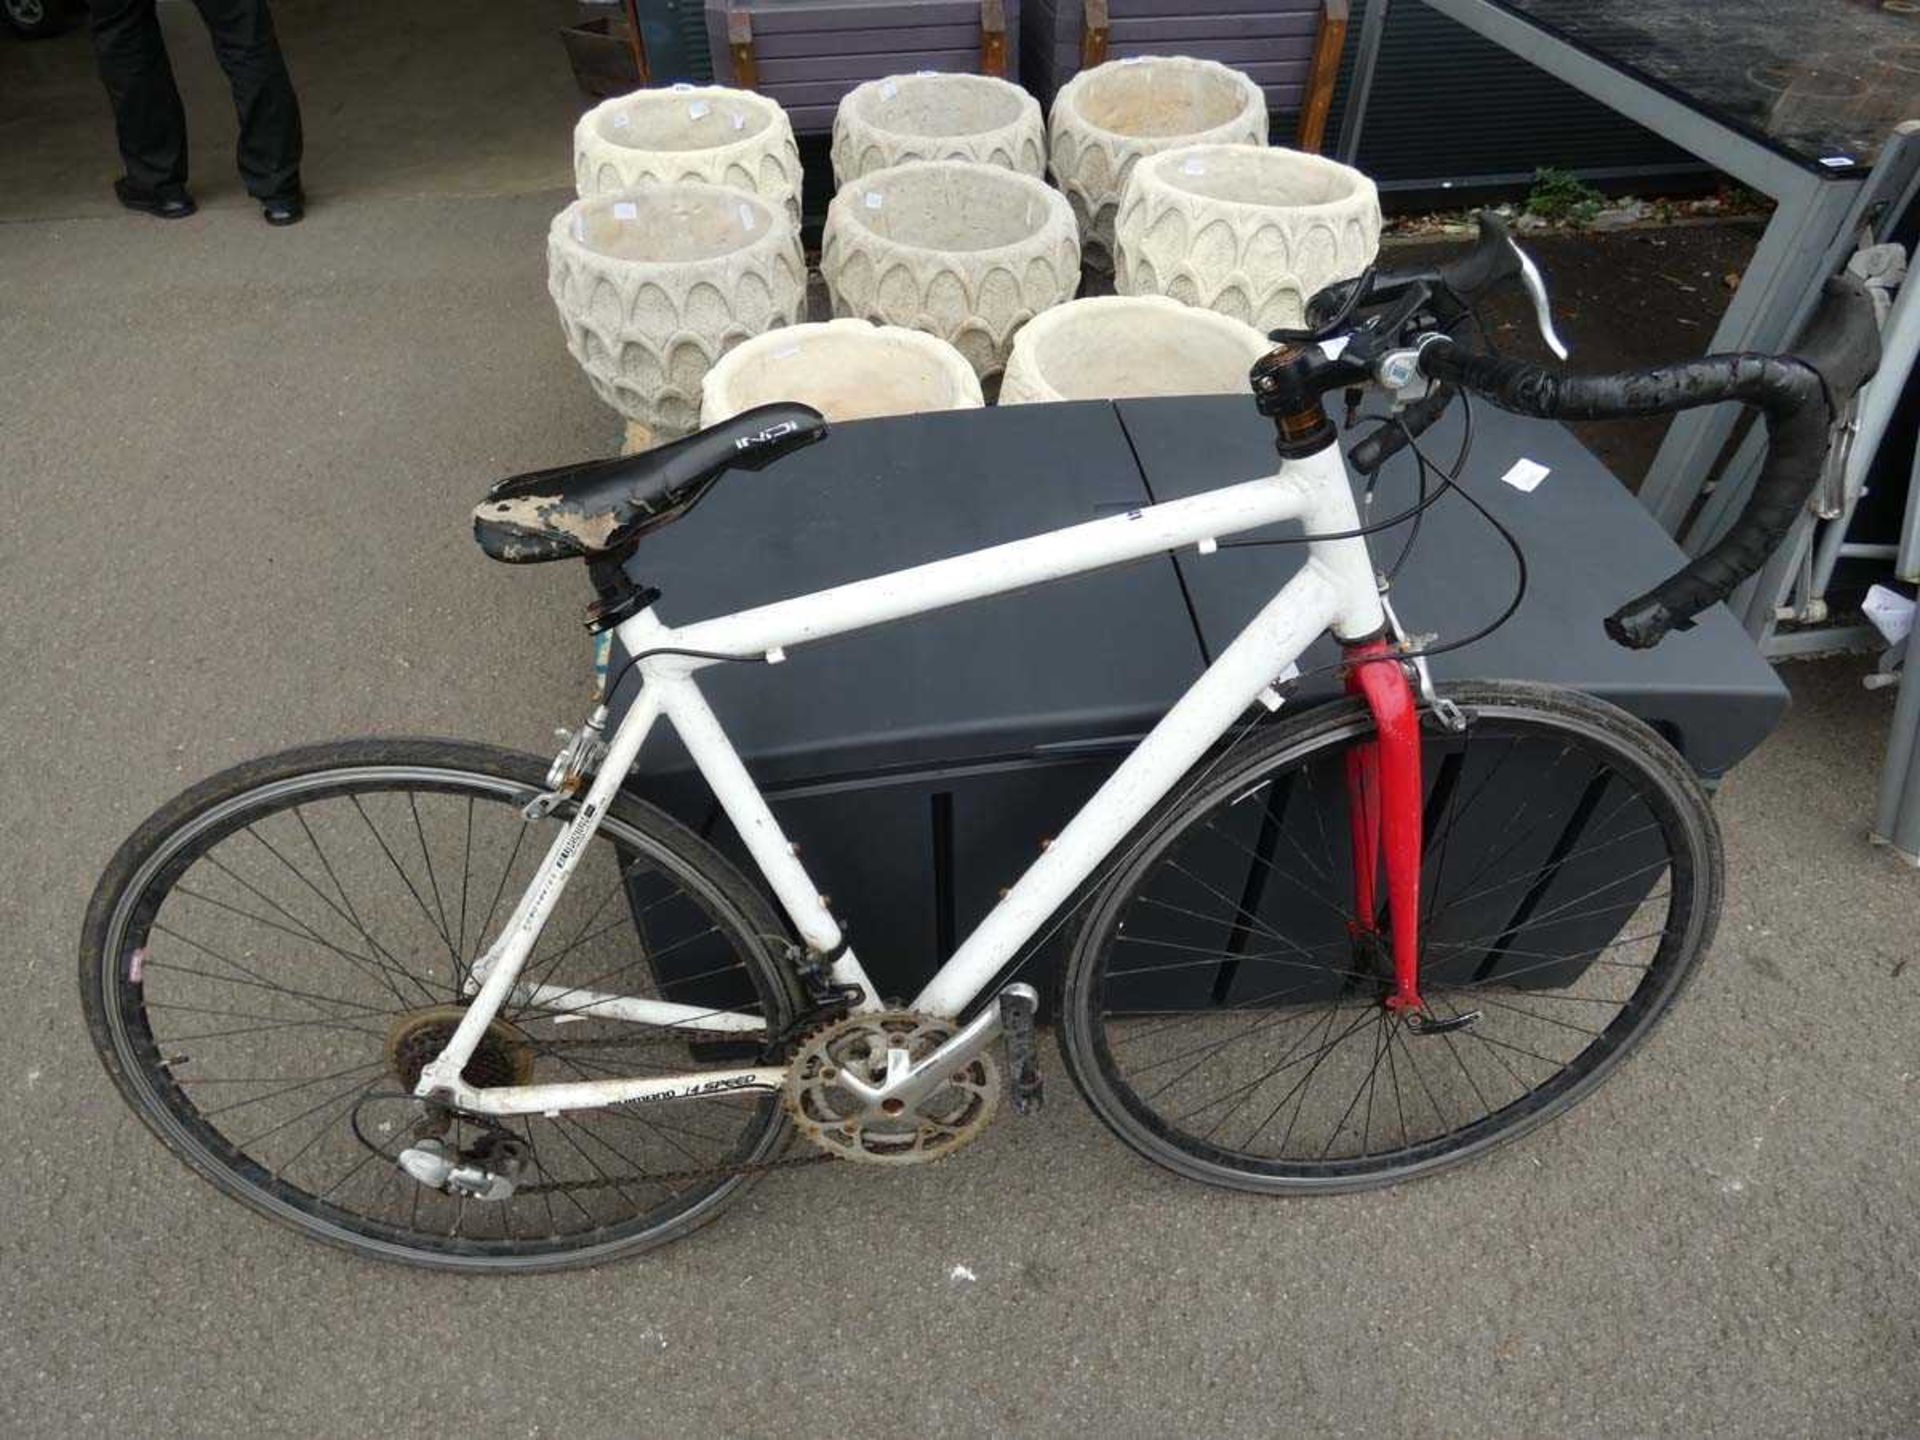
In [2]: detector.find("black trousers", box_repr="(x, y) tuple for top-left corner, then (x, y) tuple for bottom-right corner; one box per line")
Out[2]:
(87, 0), (303, 201)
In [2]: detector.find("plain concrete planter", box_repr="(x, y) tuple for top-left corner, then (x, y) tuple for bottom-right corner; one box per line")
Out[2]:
(1115, 143), (1381, 332)
(831, 73), (1045, 187)
(1047, 56), (1267, 271)
(700, 319), (984, 425)
(820, 160), (1080, 377)
(548, 184), (806, 439)
(574, 83), (803, 226)
(999, 295), (1270, 404)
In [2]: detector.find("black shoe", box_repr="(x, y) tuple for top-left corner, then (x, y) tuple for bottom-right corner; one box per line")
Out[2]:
(261, 192), (305, 227)
(114, 178), (196, 220)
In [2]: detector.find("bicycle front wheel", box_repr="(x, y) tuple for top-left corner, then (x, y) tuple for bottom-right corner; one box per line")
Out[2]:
(1059, 681), (1723, 1193)
(80, 738), (804, 1271)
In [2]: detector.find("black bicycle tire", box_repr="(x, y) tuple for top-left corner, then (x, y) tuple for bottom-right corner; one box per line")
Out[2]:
(1057, 680), (1724, 1194)
(79, 736), (806, 1273)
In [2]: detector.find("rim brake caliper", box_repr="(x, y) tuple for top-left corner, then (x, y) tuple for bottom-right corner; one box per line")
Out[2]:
(1379, 591), (1465, 733)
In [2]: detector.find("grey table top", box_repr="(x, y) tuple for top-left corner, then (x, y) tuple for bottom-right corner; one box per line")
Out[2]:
(1475, 0), (1917, 174)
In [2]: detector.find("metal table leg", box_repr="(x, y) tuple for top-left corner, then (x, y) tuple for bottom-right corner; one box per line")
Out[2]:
(1682, 127), (1920, 553)
(1899, 431), (1920, 585)
(1643, 173), (1860, 534)
(1872, 628), (1920, 865)
(1410, 0), (1876, 539)
(1334, 0), (1392, 167)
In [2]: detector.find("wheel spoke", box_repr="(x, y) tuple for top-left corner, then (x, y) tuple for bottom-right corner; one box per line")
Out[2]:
(349, 796), (462, 967)
(1078, 696), (1711, 1184)
(93, 756), (791, 1265)
(289, 804), (438, 1005)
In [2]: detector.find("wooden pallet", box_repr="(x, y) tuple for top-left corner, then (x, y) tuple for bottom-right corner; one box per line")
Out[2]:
(705, 0), (1021, 134)
(1024, 0), (1346, 151)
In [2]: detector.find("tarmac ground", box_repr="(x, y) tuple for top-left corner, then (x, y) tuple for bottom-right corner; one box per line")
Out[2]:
(3, 7), (1915, 1435)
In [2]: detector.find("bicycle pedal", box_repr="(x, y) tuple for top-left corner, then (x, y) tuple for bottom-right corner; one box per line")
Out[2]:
(998, 985), (1044, 1115)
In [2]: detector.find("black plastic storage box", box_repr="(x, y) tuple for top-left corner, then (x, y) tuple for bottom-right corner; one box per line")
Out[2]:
(610, 397), (1785, 1008)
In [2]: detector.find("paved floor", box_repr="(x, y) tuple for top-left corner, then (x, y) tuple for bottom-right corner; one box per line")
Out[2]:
(4, 12), (1918, 1438)
(0, 0), (582, 220)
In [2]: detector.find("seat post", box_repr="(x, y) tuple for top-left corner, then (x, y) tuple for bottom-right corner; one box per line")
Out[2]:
(583, 548), (656, 634)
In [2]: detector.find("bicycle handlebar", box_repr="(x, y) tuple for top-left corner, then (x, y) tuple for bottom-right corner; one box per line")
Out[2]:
(1414, 274), (1880, 649)
(1349, 382), (1454, 476)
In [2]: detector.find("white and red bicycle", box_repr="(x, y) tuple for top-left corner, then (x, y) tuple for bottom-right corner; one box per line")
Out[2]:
(82, 218), (1879, 1270)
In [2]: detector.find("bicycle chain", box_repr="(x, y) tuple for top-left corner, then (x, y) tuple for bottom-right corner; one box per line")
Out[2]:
(400, 965), (961, 1195)
(515, 1144), (834, 1197)
(460, 1023), (841, 1196)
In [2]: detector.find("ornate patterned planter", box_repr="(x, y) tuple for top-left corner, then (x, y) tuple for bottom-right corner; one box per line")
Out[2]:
(1114, 142), (1380, 331)
(1046, 55), (1266, 271)
(831, 72), (1045, 186)
(999, 295), (1269, 404)
(548, 183), (806, 439)
(701, 319), (983, 425)
(821, 159), (1079, 377)
(573, 83), (803, 226)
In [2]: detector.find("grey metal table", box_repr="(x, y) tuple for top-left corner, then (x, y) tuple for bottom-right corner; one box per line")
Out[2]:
(1338, 0), (1920, 548)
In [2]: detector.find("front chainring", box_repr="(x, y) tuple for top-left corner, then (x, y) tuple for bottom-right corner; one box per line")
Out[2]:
(783, 1011), (999, 1165)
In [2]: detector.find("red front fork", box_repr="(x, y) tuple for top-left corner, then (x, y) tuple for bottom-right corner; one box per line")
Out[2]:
(1341, 637), (1424, 1013)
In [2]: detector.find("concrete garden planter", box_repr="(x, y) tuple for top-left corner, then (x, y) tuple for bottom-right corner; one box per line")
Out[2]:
(548, 183), (806, 440)
(1114, 143), (1381, 332)
(821, 160), (1079, 377)
(1047, 56), (1267, 271)
(700, 319), (983, 425)
(998, 295), (1269, 404)
(574, 83), (803, 226)
(831, 72), (1045, 186)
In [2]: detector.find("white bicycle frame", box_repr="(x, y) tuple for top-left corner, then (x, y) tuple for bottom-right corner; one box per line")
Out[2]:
(414, 441), (1387, 1118)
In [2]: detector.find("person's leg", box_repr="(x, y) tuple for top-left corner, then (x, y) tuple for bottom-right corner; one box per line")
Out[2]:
(86, 0), (192, 200)
(189, 0), (303, 204)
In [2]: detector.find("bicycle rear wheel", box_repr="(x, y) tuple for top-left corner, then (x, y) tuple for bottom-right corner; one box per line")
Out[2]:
(1058, 681), (1722, 1192)
(80, 738), (803, 1271)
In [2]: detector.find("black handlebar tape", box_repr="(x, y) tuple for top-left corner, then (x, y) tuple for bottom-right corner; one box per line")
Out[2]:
(1350, 383), (1456, 476)
(1417, 274), (1879, 649)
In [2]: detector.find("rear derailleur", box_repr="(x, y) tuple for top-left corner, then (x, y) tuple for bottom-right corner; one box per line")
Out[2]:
(394, 1108), (529, 1203)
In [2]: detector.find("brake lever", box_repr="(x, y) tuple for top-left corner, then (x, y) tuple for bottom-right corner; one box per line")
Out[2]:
(1510, 240), (1570, 361)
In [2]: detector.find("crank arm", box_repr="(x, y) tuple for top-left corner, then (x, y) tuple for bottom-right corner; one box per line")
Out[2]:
(835, 984), (1039, 1113)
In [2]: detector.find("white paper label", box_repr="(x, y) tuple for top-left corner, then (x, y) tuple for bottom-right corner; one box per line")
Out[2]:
(612, 200), (637, 220)
(688, 99), (711, 119)
(1818, 155), (1854, 169)
(1181, 156), (1207, 176)
(1319, 335), (1351, 360)
(864, 191), (884, 210)
(1277, 660), (1302, 683)
(880, 80), (898, 99)
(1501, 458), (1551, 493)
(1864, 583), (1915, 645)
